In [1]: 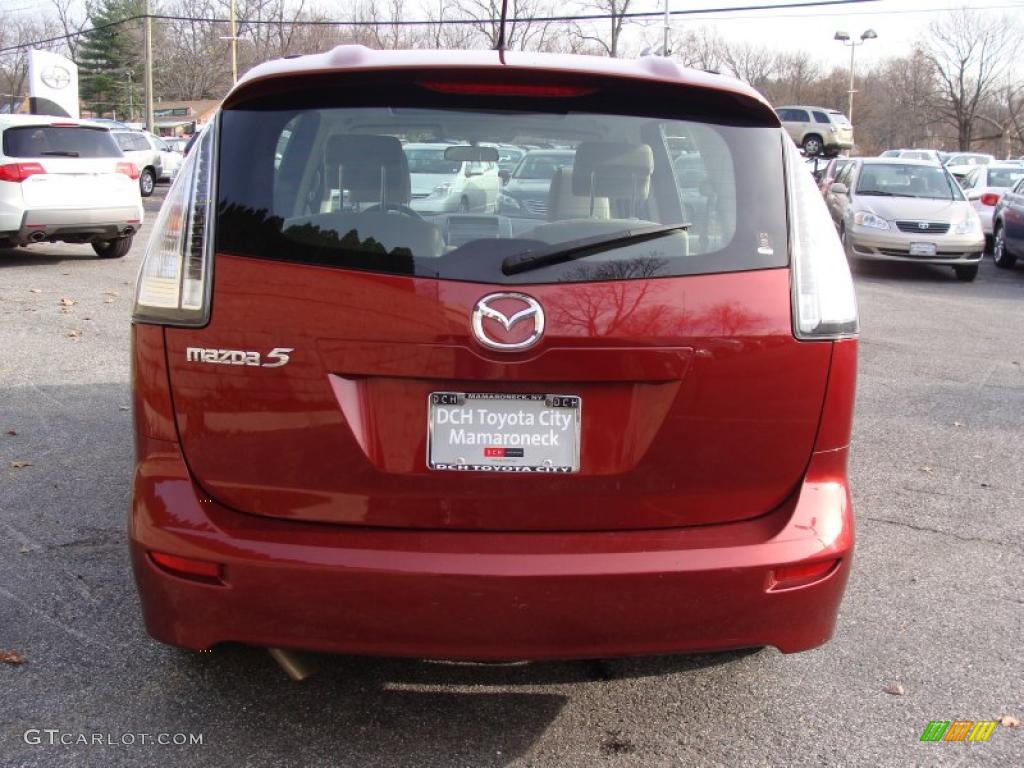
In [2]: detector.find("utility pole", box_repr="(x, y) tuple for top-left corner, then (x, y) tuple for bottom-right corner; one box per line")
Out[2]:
(127, 71), (134, 122)
(219, 0), (240, 83)
(144, 0), (154, 132)
(663, 0), (670, 56)
(230, 0), (238, 84)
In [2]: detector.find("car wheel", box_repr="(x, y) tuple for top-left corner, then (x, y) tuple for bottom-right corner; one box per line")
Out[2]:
(92, 235), (133, 259)
(992, 227), (1017, 268)
(954, 264), (978, 282)
(458, 196), (470, 213)
(139, 169), (156, 197)
(802, 135), (823, 157)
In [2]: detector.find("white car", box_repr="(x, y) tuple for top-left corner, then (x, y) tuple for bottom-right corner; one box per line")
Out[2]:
(944, 152), (994, 182)
(143, 132), (182, 182)
(110, 130), (163, 197)
(0, 116), (143, 257)
(878, 149), (943, 163)
(404, 142), (500, 214)
(960, 163), (1024, 245)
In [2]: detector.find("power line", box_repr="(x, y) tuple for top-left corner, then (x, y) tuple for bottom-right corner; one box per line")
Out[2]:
(0, 0), (881, 55)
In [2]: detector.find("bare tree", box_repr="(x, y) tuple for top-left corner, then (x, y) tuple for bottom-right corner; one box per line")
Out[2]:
(456, 0), (558, 51)
(923, 8), (1018, 150)
(574, 0), (633, 58)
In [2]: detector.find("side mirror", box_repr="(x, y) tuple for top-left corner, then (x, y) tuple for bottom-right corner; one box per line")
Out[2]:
(499, 169), (511, 184)
(829, 182), (849, 196)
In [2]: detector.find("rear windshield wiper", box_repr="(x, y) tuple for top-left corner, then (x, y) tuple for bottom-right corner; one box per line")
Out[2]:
(501, 222), (691, 275)
(40, 150), (80, 157)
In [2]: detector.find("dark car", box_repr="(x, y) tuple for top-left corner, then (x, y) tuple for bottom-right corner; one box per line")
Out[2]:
(497, 149), (576, 219)
(130, 47), (858, 668)
(992, 175), (1024, 269)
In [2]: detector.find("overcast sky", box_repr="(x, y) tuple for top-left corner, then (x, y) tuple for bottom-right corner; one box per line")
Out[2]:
(3, 0), (1023, 70)
(637, 0), (1024, 66)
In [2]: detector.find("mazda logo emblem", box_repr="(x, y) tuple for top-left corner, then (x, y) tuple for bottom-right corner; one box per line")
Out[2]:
(471, 293), (545, 351)
(40, 65), (71, 90)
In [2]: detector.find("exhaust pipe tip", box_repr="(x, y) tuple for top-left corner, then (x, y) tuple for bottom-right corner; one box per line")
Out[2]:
(121, 227), (135, 237)
(28, 230), (46, 242)
(268, 647), (314, 682)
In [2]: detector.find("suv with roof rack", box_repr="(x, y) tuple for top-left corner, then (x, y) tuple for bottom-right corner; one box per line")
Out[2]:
(776, 105), (853, 157)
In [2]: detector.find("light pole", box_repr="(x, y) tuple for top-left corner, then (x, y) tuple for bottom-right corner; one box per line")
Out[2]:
(834, 29), (876, 125)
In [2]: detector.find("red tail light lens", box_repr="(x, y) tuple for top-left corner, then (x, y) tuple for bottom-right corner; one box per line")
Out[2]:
(768, 559), (840, 591)
(150, 551), (223, 583)
(0, 162), (45, 182)
(980, 192), (1000, 206)
(116, 161), (140, 180)
(418, 81), (596, 98)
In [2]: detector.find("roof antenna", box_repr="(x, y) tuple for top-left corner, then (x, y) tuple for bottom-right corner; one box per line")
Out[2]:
(495, 0), (509, 60)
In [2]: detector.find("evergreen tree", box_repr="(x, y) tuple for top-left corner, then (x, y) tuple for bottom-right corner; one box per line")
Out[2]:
(77, 0), (144, 117)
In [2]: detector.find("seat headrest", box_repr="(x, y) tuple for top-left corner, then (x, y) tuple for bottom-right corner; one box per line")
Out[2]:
(548, 169), (609, 221)
(325, 135), (410, 204)
(572, 142), (654, 199)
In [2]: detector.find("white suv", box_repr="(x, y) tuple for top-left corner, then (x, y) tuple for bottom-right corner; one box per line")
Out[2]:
(0, 116), (143, 258)
(110, 130), (163, 197)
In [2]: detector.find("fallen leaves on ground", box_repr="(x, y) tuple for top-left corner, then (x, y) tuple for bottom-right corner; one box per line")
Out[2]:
(66, 329), (82, 339)
(6, 430), (16, 436)
(0, 650), (26, 665)
(104, 290), (119, 297)
(1000, 715), (1021, 728)
(10, 460), (32, 469)
(953, 421), (964, 427)
(28, 288), (41, 294)
(103, 298), (115, 304)
(59, 298), (76, 307)
(919, 466), (933, 473)
(882, 683), (905, 695)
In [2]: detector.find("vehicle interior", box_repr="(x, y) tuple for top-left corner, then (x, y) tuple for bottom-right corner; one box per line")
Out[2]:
(216, 100), (790, 281)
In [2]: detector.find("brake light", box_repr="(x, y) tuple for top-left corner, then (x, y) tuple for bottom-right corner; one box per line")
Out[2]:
(980, 192), (1000, 206)
(418, 81), (596, 97)
(116, 161), (139, 180)
(50, 122), (78, 127)
(786, 139), (859, 340)
(0, 162), (45, 182)
(133, 125), (215, 326)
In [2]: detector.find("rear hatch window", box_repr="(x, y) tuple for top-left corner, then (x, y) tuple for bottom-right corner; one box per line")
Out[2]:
(3, 125), (121, 158)
(216, 78), (788, 284)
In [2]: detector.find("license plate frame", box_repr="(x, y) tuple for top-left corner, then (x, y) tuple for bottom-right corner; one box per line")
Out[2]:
(427, 392), (581, 473)
(909, 241), (937, 256)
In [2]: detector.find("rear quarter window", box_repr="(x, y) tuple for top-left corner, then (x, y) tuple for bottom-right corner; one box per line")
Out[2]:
(3, 126), (121, 158)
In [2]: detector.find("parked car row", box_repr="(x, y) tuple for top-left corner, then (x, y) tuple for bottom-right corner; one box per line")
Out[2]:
(0, 115), (143, 257)
(810, 145), (1024, 281)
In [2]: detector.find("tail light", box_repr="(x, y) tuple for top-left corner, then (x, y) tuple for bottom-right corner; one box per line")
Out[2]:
(785, 139), (859, 340)
(418, 81), (596, 97)
(0, 162), (45, 182)
(149, 551), (224, 584)
(133, 123), (215, 326)
(116, 161), (140, 180)
(980, 192), (1000, 206)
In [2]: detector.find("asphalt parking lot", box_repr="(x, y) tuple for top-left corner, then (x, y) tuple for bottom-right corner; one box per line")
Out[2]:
(1, 186), (1021, 767)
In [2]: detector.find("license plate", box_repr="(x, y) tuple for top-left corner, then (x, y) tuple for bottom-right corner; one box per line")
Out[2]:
(428, 392), (580, 473)
(909, 242), (937, 256)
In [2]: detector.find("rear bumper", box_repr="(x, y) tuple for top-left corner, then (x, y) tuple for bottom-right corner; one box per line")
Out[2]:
(0, 206), (143, 243)
(130, 435), (854, 660)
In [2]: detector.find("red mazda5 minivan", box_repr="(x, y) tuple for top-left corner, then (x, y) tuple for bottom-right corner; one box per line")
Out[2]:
(130, 46), (858, 661)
